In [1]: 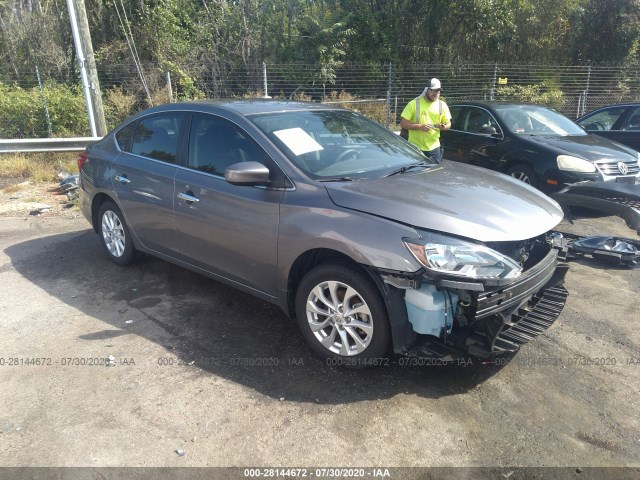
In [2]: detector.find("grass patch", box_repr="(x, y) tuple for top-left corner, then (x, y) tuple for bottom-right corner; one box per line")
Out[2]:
(1, 182), (30, 194)
(0, 152), (78, 182)
(20, 196), (43, 203)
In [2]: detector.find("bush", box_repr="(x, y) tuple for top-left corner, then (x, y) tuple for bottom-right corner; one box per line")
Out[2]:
(324, 90), (389, 125)
(495, 82), (565, 110)
(0, 82), (89, 138)
(103, 86), (137, 130)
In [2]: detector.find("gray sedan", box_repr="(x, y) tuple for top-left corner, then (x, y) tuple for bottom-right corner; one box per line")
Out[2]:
(79, 100), (569, 367)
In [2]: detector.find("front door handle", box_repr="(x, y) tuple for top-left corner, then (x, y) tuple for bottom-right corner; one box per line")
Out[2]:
(114, 175), (131, 184)
(177, 192), (200, 203)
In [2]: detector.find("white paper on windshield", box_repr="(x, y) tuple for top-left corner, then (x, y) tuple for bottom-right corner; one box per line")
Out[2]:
(273, 128), (324, 156)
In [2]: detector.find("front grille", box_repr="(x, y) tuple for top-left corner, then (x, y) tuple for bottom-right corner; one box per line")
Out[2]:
(595, 159), (640, 177)
(493, 285), (568, 352)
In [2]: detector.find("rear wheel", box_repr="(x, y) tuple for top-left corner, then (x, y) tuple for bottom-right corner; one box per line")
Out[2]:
(295, 263), (390, 368)
(506, 164), (538, 188)
(98, 201), (135, 266)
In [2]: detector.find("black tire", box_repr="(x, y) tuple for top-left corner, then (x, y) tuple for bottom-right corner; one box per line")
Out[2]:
(295, 263), (391, 368)
(97, 201), (135, 266)
(506, 164), (538, 189)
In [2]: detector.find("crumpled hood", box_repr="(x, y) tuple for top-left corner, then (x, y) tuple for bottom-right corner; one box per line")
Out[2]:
(523, 134), (639, 160)
(324, 161), (564, 242)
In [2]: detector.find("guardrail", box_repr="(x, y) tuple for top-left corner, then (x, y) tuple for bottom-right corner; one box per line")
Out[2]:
(0, 137), (102, 154)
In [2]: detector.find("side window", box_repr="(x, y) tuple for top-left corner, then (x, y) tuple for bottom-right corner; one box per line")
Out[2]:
(578, 107), (627, 131)
(188, 115), (269, 176)
(465, 107), (499, 135)
(115, 122), (136, 152)
(449, 106), (464, 130)
(131, 114), (184, 163)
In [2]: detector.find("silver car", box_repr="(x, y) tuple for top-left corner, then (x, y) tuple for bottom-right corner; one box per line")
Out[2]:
(79, 100), (569, 367)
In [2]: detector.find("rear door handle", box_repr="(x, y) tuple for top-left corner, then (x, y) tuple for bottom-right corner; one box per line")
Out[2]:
(114, 175), (131, 184)
(177, 192), (200, 203)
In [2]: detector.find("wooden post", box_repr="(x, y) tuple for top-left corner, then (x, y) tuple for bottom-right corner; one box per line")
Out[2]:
(72, 0), (107, 136)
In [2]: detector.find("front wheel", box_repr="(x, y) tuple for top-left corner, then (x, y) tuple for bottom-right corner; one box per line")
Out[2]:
(98, 201), (135, 266)
(295, 263), (390, 368)
(506, 164), (538, 189)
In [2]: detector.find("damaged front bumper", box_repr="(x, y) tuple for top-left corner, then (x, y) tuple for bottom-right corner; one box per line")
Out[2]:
(551, 180), (640, 234)
(377, 240), (570, 360)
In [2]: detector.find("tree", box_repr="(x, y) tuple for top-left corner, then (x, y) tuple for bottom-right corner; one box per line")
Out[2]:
(571, 0), (640, 64)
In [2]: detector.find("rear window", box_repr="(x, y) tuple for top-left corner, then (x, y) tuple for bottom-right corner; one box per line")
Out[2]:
(115, 122), (136, 152)
(131, 114), (184, 163)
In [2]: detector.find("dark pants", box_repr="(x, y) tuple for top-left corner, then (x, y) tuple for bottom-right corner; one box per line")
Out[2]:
(422, 146), (442, 163)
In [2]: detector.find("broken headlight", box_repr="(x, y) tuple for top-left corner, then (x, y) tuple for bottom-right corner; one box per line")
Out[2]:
(404, 233), (523, 281)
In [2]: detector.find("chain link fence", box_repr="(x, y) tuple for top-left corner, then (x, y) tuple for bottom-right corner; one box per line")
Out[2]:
(4, 61), (640, 137)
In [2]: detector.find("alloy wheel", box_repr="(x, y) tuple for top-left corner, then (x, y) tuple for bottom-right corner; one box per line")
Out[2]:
(101, 210), (126, 258)
(305, 280), (373, 356)
(510, 170), (531, 184)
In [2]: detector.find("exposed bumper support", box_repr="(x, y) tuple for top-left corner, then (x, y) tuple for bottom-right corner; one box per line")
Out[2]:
(492, 285), (568, 352)
(473, 249), (560, 319)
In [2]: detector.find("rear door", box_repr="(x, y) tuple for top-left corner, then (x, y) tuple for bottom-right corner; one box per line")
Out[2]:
(173, 113), (284, 296)
(112, 113), (185, 255)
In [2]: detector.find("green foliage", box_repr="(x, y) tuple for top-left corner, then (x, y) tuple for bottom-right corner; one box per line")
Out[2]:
(572, 0), (640, 64)
(297, 14), (354, 88)
(0, 82), (88, 138)
(4, 0), (640, 85)
(3, 0), (640, 137)
(495, 82), (565, 110)
(161, 61), (203, 100)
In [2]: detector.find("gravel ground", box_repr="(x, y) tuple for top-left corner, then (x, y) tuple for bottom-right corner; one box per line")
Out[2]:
(0, 206), (638, 475)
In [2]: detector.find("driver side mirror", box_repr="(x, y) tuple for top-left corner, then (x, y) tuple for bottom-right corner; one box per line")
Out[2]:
(225, 161), (270, 185)
(480, 126), (498, 135)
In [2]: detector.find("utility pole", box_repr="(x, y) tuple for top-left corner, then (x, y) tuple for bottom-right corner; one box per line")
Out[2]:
(66, 0), (107, 137)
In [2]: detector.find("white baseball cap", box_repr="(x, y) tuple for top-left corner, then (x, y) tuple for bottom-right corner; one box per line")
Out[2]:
(428, 78), (442, 90)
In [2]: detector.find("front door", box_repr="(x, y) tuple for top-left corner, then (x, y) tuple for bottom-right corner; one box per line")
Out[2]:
(174, 114), (284, 297)
(444, 106), (504, 171)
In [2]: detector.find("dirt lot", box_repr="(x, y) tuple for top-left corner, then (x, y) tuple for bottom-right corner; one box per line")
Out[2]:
(0, 186), (639, 476)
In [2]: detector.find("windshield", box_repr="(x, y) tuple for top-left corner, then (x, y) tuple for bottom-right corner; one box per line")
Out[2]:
(250, 109), (431, 179)
(494, 105), (586, 136)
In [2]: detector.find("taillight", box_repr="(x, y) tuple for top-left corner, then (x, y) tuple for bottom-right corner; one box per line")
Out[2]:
(77, 152), (88, 172)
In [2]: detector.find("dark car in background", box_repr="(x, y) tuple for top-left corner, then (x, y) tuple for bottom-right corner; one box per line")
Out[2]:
(576, 103), (640, 151)
(79, 100), (569, 366)
(441, 102), (640, 192)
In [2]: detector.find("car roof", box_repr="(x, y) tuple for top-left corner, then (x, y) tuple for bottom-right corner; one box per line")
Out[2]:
(448, 101), (545, 109)
(141, 99), (342, 116)
(577, 103), (640, 119)
(584, 102), (640, 109)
